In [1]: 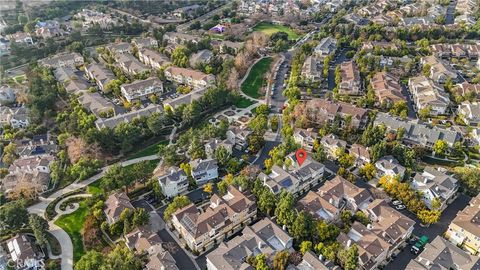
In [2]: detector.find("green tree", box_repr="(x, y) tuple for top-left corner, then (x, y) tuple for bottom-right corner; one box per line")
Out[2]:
(272, 250), (289, 270)
(171, 46), (190, 67)
(274, 191), (295, 227)
(258, 189), (276, 216)
(453, 167), (480, 196)
(338, 244), (359, 270)
(300, 241), (313, 255)
(75, 250), (105, 270)
(214, 146), (231, 166)
(359, 163), (377, 180)
(0, 200), (29, 230)
(132, 208), (149, 227)
(433, 140), (448, 156)
(417, 209), (441, 226)
(102, 245), (143, 270)
(163, 196), (191, 221)
(289, 211), (312, 241)
(2, 142), (17, 165)
(29, 214), (49, 247)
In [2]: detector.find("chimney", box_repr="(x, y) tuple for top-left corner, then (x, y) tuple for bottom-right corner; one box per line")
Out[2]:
(367, 224), (373, 230)
(258, 241), (263, 250)
(318, 254), (324, 261)
(424, 177), (428, 184)
(347, 239), (352, 247)
(282, 224), (287, 231)
(329, 198), (333, 204)
(283, 164), (287, 170)
(239, 186), (243, 192)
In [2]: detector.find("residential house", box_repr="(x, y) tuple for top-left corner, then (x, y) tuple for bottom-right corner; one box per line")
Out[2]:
(287, 251), (338, 270)
(39, 52), (84, 68)
(314, 37), (337, 56)
(320, 134), (347, 158)
(95, 104), (163, 129)
(104, 192), (135, 224)
(226, 126), (252, 150)
(35, 20), (62, 38)
(138, 48), (171, 70)
(305, 98), (369, 129)
(445, 194), (480, 255)
(421, 55), (458, 84)
(171, 186), (257, 253)
(164, 66), (216, 90)
(6, 234), (44, 270)
(8, 154), (54, 175)
(455, 14), (477, 25)
(163, 32), (200, 45)
(293, 128), (318, 151)
(406, 236), (480, 269)
(205, 138), (233, 159)
(375, 155), (406, 179)
(364, 199), (415, 256)
(454, 82), (480, 98)
(84, 63), (116, 92)
(15, 134), (57, 158)
(0, 106), (29, 128)
(458, 101), (480, 126)
(371, 72), (404, 105)
(146, 248), (179, 270)
(259, 152), (324, 196)
(7, 32), (33, 45)
(350, 143), (371, 166)
(120, 77), (163, 102)
(408, 75), (450, 116)
(189, 49), (213, 67)
(206, 218), (293, 270)
(107, 42), (132, 55)
(54, 66), (78, 83)
(189, 159), (219, 185)
(172, 4), (201, 19)
(116, 53), (149, 75)
(157, 167), (188, 198)
(337, 222), (390, 270)
(132, 37), (158, 49)
(338, 61), (361, 95)
(374, 112), (462, 149)
(411, 167), (458, 211)
(298, 175), (372, 222)
(163, 88), (207, 110)
(75, 9), (116, 29)
(64, 77), (90, 93)
(301, 56), (322, 82)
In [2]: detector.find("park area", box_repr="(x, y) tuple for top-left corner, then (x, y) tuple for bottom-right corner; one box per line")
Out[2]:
(54, 201), (88, 262)
(253, 22), (302, 40)
(241, 57), (273, 99)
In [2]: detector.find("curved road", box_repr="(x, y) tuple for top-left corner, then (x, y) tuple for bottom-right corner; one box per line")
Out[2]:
(27, 154), (159, 270)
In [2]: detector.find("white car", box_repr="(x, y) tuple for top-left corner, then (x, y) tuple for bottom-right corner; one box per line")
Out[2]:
(395, 205), (406, 210)
(392, 200), (402, 206)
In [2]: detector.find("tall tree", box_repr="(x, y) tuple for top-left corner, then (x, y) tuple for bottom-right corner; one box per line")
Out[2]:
(29, 214), (49, 247)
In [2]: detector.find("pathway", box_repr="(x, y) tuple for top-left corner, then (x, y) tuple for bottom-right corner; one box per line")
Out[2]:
(26, 155), (159, 270)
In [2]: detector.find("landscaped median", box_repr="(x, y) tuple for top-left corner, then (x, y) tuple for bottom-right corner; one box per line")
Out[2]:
(241, 57), (273, 99)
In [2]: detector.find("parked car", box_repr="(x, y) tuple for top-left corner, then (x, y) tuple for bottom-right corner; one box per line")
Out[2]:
(395, 205), (406, 210)
(392, 200), (402, 206)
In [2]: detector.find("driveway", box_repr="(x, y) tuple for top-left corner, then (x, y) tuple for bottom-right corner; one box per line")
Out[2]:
(384, 194), (470, 269)
(157, 229), (199, 270)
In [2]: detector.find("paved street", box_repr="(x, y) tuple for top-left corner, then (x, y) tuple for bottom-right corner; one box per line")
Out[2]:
(157, 229), (198, 270)
(384, 194), (470, 269)
(400, 84), (417, 118)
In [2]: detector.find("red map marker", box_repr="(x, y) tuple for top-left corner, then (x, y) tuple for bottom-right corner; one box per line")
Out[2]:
(296, 148), (307, 166)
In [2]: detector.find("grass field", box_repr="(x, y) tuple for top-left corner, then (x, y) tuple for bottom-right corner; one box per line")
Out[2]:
(233, 96), (255, 108)
(54, 202), (88, 262)
(253, 22), (301, 40)
(127, 140), (167, 160)
(241, 57), (273, 99)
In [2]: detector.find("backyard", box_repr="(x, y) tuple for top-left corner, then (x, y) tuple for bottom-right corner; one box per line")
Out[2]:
(54, 201), (88, 262)
(253, 22), (302, 40)
(241, 57), (273, 99)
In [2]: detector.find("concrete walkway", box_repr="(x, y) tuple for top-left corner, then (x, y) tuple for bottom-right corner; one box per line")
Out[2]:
(27, 154), (160, 270)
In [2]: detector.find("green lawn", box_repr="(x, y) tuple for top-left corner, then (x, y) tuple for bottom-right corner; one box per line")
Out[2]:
(127, 140), (167, 160)
(233, 96), (255, 108)
(241, 57), (273, 99)
(87, 182), (103, 195)
(54, 202), (88, 262)
(253, 22), (302, 40)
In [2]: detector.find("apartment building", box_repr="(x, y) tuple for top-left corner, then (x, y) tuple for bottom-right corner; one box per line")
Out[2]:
(314, 37), (337, 56)
(95, 104), (163, 129)
(301, 56), (322, 82)
(189, 159), (219, 185)
(374, 112), (462, 149)
(138, 48), (171, 70)
(458, 101), (480, 126)
(258, 152), (324, 196)
(84, 63), (116, 92)
(338, 61), (361, 95)
(226, 126), (252, 151)
(350, 143), (371, 166)
(293, 128), (318, 151)
(407, 236), (480, 269)
(132, 37), (158, 49)
(320, 134), (347, 158)
(206, 218), (293, 270)
(421, 55), (458, 84)
(408, 75), (450, 116)
(106, 42), (132, 55)
(370, 72), (404, 105)
(163, 32), (200, 45)
(298, 175), (372, 222)
(120, 77), (164, 102)
(171, 186), (257, 253)
(411, 167), (458, 211)
(39, 52), (84, 69)
(375, 155), (406, 179)
(116, 53), (149, 75)
(164, 66), (216, 90)
(445, 194), (480, 255)
(305, 98), (369, 129)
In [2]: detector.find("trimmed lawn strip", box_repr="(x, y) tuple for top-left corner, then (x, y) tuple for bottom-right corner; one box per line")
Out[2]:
(253, 22), (301, 40)
(233, 96), (255, 108)
(127, 140), (167, 160)
(54, 201), (88, 262)
(241, 57), (273, 99)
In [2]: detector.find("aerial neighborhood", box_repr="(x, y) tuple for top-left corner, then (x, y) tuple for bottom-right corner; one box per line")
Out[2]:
(0, 0), (480, 270)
